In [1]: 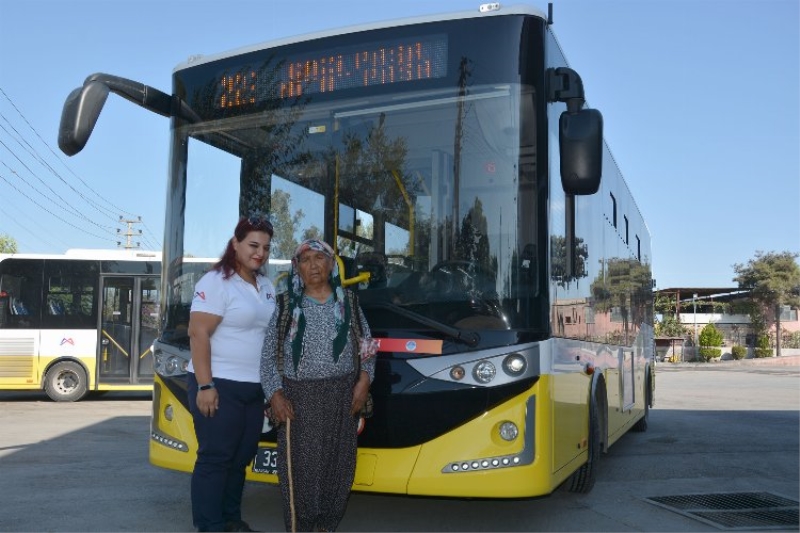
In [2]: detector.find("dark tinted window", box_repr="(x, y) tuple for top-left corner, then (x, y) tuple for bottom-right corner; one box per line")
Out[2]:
(101, 260), (160, 275)
(0, 259), (44, 329)
(41, 260), (99, 329)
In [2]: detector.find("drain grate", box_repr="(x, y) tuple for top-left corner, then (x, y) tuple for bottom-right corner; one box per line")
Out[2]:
(644, 492), (799, 530)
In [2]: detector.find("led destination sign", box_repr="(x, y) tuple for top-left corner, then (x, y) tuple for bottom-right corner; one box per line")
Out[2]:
(217, 34), (448, 108)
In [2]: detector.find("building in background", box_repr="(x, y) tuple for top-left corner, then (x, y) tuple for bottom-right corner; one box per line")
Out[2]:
(656, 287), (800, 362)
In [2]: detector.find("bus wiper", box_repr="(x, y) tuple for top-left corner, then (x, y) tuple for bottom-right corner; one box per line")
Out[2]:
(361, 301), (480, 347)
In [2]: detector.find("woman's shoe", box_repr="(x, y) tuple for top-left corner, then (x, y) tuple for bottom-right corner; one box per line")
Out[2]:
(224, 520), (258, 532)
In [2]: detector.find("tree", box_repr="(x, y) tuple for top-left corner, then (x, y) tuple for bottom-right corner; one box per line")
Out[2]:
(733, 250), (800, 357)
(265, 188), (325, 261)
(269, 189), (306, 260)
(454, 197), (494, 274)
(590, 258), (653, 344)
(0, 234), (18, 253)
(655, 314), (686, 338)
(698, 323), (723, 362)
(654, 291), (687, 338)
(550, 235), (588, 285)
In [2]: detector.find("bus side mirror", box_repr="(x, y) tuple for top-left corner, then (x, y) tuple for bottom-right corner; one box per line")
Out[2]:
(559, 107), (603, 195)
(58, 81), (110, 156)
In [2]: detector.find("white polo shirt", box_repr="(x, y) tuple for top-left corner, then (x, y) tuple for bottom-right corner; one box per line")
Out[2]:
(188, 269), (276, 383)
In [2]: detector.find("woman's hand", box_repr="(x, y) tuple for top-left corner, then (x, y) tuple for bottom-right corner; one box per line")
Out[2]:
(269, 389), (295, 424)
(350, 370), (371, 416)
(195, 388), (219, 417)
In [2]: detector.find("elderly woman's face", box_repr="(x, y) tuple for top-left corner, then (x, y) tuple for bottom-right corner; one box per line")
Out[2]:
(297, 249), (333, 285)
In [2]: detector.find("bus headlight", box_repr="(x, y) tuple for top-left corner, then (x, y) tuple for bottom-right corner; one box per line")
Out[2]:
(498, 421), (519, 441)
(502, 353), (527, 376)
(472, 360), (496, 384)
(166, 356), (188, 375)
(409, 345), (538, 387)
(153, 341), (190, 377)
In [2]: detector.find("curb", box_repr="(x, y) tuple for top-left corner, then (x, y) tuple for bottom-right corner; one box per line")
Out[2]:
(661, 354), (800, 368)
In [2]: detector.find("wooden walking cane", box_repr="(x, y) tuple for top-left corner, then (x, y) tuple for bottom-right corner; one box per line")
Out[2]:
(286, 418), (296, 533)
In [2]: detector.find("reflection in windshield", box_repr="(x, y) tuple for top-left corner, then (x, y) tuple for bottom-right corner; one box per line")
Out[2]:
(169, 83), (541, 346)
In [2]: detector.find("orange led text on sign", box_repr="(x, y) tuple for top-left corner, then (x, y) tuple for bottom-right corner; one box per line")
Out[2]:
(215, 37), (445, 108)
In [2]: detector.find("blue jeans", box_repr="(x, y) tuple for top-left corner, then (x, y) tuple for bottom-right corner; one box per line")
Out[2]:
(188, 373), (265, 531)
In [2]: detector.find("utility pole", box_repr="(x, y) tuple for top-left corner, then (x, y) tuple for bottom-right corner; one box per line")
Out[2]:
(117, 216), (143, 249)
(693, 293), (699, 362)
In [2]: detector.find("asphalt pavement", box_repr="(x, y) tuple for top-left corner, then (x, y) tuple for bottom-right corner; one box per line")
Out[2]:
(0, 356), (797, 532)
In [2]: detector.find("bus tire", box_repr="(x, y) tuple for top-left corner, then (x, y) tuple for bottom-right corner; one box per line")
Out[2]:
(632, 369), (651, 432)
(44, 361), (89, 402)
(567, 393), (601, 494)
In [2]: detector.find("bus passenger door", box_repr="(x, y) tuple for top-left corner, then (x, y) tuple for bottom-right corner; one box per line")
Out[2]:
(137, 277), (160, 379)
(99, 276), (159, 384)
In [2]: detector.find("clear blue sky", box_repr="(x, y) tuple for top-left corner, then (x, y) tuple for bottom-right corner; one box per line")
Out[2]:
(0, 0), (797, 289)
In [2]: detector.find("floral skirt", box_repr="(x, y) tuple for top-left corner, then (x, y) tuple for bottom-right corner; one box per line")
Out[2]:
(277, 374), (358, 532)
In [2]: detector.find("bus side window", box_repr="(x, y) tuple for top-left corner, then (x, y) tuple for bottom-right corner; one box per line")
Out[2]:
(1, 260), (44, 329)
(48, 298), (66, 315)
(0, 292), (32, 328)
(0, 291), (9, 327)
(5, 295), (35, 328)
(12, 298), (30, 315)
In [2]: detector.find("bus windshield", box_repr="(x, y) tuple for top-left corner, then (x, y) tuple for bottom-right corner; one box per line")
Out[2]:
(168, 83), (539, 345)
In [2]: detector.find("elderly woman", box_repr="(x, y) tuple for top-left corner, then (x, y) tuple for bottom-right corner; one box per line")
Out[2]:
(260, 239), (377, 533)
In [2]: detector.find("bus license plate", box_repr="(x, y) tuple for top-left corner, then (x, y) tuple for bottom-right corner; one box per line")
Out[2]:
(252, 447), (278, 474)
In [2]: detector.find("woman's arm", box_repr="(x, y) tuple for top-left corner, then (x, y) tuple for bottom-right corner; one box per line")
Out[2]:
(260, 311), (294, 423)
(351, 304), (377, 416)
(188, 311), (222, 417)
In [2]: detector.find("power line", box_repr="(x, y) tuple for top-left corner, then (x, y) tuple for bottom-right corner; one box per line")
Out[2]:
(0, 86), (162, 252)
(0, 170), (114, 243)
(140, 219), (163, 249)
(0, 203), (62, 250)
(0, 86), (138, 219)
(0, 153), (117, 236)
(0, 113), (120, 223)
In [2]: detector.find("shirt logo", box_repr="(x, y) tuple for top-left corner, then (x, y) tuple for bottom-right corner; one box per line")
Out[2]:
(60, 338), (75, 346)
(265, 293), (274, 301)
(194, 291), (206, 301)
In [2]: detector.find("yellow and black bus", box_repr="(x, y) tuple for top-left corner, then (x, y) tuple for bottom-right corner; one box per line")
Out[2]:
(59, 3), (655, 497)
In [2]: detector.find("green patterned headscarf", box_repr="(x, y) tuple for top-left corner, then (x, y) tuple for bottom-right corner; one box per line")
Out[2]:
(287, 239), (351, 372)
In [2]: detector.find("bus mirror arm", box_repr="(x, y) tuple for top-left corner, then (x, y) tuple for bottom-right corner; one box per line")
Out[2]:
(546, 67), (603, 196)
(546, 67), (586, 106)
(59, 72), (199, 156)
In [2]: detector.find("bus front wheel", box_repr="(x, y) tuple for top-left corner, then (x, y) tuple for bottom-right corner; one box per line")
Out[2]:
(44, 361), (89, 402)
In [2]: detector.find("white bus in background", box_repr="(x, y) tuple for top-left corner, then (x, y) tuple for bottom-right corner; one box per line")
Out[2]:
(0, 249), (290, 401)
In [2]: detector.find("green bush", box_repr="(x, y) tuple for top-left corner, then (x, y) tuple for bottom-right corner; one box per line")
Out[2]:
(698, 323), (724, 362)
(754, 335), (772, 358)
(699, 323), (723, 347)
(785, 331), (800, 350)
(699, 346), (722, 362)
(731, 345), (747, 360)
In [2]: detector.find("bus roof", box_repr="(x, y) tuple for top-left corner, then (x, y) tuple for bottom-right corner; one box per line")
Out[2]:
(173, 3), (546, 72)
(0, 249), (162, 262)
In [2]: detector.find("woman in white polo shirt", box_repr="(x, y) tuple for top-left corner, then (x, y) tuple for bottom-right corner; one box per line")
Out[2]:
(187, 216), (276, 533)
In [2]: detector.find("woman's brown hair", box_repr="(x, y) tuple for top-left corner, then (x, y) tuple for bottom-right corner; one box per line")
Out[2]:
(214, 216), (274, 279)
